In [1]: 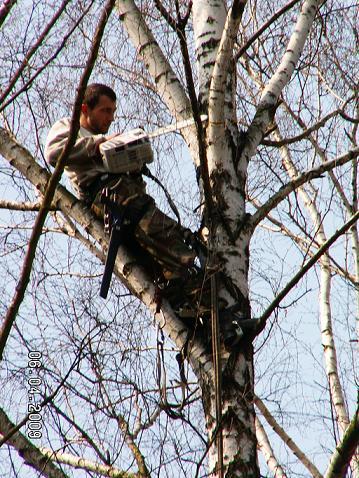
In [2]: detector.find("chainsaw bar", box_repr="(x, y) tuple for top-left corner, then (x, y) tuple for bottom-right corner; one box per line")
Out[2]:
(147, 114), (208, 139)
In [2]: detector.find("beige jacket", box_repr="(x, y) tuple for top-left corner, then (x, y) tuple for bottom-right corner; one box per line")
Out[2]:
(44, 117), (108, 198)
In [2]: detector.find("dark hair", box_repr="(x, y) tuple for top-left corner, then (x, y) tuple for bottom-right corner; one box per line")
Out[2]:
(83, 83), (116, 109)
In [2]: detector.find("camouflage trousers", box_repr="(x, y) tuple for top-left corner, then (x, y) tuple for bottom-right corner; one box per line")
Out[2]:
(92, 175), (196, 280)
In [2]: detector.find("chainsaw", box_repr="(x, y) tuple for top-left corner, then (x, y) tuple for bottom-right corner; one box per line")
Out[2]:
(99, 115), (208, 174)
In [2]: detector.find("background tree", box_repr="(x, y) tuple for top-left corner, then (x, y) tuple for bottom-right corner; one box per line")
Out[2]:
(0, 1), (357, 477)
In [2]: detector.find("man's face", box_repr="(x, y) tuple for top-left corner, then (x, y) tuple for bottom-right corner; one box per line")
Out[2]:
(81, 94), (116, 134)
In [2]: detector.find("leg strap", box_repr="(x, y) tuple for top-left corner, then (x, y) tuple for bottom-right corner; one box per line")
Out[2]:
(99, 190), (152, 299)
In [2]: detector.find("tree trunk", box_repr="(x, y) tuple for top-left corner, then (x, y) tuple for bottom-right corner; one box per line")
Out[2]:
(192, 343), (259, 477)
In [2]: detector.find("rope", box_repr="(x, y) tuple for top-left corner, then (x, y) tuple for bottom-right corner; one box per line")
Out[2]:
(142, 165), (182, 225)
(209, 228), (224, 478)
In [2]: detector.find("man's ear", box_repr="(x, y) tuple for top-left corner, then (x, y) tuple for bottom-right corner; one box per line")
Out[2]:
(81, 103), (88, 116)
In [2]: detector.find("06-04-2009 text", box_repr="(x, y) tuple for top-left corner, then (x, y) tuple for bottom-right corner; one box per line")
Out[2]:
(27, 351), (43, 439)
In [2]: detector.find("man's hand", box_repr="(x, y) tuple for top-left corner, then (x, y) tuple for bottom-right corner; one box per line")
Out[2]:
(94, 136), (107, 160)
(95, 133), (120, 156)
(105, 133), (121, 141)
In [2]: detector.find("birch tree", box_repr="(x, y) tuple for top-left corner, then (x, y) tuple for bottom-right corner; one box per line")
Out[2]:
(0, 1), (357, 477)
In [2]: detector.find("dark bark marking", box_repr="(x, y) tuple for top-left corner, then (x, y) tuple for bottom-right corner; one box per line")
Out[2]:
(138, 39), (159, 55)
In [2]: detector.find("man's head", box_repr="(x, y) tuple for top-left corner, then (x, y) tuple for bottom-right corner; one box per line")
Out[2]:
(80, 83), (117, 134)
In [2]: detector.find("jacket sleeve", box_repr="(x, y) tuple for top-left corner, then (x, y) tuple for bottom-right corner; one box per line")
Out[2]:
(44, 118), (104, 167)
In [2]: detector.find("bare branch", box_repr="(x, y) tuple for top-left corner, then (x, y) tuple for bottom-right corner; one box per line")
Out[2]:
(88, 349), (150, 477)
(0, 338), (84, 447)
(255, 211), (359, 333)
(249, 147), (359, 230)
(116, 0), (191, 120)
(249, 199), (358, 286)
(234, 0), (301, 61)
(154, 0), (209, 217)
(39, 448), (139, 478)
(48, 402), (110, 466)
(262, 104), (354, 147)
(0, 407), (68, 478)
(0, 0), (17, 28)
(254, 396), (324, 478)
(0, 0), (70, 107)
(0, 3), (93, 112)
(255, 416), (288, 477)
(0, 199), (57, 211)
(239, 0), (322, 167)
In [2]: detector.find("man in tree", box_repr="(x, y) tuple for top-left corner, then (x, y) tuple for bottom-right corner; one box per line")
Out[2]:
(45, 83), (198, 293)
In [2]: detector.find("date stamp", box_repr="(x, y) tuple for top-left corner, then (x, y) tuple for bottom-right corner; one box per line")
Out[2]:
(26, 351), (43, 439)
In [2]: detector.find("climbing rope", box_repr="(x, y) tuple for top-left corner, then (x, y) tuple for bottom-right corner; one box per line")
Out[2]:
(142, 165), (181, 225)
(209, 224), (224, 478)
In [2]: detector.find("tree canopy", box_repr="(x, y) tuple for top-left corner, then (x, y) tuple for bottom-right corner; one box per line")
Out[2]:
(0, 1), (358, 477)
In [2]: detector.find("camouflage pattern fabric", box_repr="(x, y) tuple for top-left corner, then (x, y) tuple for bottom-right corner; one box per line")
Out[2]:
(135, 205), (196, 279)
(94, 174), (196, 280)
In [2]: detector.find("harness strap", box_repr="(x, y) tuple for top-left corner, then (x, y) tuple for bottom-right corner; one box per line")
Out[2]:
(99, 190), (152, 299)
(85, 173), (119, 203)
(86, 171), (143, 204)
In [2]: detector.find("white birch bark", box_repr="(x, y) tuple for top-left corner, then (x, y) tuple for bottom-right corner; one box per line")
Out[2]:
(0, 407), (68, 478)
(39, 448), (138, 478)
(255, 416), (287, 478)
(206, 0), (248, 227)
(192, 4), (258, 475)
(191, 1), (322, 476)
(240, 0), (321, 169)
(196, 349), (257, 477)
(274, 129), (350, 436)
(192, 0), (227, 105)
(276, 105), (358, 471)
(207, 3), (250, 304)
(0, 404), (137, 478)
(117, 0), (190, 118)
